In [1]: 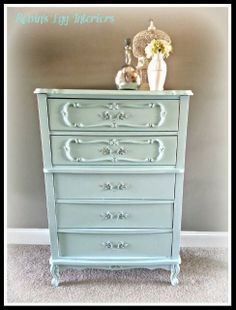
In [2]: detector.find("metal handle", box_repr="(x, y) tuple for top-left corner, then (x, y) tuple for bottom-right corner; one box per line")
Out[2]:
(102, 241), (113, 248)
(116, 147), (126, 155)
(117, 211), (129, 220)
(117, 112), (128, 120)
(101, 111), (111, 120)
(102, 241), (129, 249)
(116, 183), (127, 190)
(101, 182), (113, 191)
(99, 146), (127, 156)
(99, 111), (128, 121)
(100, 182), (128, 191)
(100, 211), (113, 220)
(117, 241), (129, 249)
(100, 211), (129, 220)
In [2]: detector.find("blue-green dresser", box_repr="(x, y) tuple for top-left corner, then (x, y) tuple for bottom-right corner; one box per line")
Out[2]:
(34, 89), (193, 287)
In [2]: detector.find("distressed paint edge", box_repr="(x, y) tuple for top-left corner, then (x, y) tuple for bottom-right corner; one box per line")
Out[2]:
(7, 229), (228, 247)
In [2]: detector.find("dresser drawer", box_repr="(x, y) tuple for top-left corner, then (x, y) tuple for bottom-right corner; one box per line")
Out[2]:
(58, 231), (172, 258)
(48, 99), (179, 132)
(53, 173), (175, 200)
(56, 202), (173, 229)
(51, 135), (177, 166)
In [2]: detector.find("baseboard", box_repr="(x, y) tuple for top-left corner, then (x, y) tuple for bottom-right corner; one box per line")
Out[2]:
(180, 231), (228, 247)
(6, 229), (229, 247)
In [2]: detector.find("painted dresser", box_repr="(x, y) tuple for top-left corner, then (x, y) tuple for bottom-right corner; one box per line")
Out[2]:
(34, 89), (193, 287)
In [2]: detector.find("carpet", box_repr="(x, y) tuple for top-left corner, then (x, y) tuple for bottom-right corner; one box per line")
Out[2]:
(6, 245), (229, 305)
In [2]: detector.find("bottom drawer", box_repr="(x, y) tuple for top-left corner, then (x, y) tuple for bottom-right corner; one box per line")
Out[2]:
(58, 231), (172, 258)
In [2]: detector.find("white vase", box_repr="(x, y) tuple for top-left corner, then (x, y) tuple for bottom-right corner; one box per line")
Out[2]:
(147, 52), (167, 91)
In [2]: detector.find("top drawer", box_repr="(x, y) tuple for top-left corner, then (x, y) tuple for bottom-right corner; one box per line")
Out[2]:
(48, 99), (179, 132)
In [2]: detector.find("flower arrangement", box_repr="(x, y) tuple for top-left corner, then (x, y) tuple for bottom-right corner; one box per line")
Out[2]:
(145, 39), (172, 59)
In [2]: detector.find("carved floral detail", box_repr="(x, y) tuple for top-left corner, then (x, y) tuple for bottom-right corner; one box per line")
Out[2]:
(107, 102), (120, 110)
(61, 101), (167, 128)
(99, 139), (127, 159)
(63, 137), (165, 163)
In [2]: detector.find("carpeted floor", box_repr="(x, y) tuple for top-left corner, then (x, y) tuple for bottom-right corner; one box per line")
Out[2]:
(6, 245), (228, 305)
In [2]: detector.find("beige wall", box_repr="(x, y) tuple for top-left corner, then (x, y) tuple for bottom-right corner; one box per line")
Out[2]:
(7, 6), (229, 230)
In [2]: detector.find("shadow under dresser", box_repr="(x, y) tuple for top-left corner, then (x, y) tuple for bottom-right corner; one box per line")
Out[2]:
(34, 89), (193, 287)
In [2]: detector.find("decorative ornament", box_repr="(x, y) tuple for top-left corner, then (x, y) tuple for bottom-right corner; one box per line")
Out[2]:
(132, 19), (171, 90)
(115, 38), (141, 90)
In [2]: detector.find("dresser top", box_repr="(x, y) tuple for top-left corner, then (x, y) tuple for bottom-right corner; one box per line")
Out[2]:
(34, 89), (193, 97)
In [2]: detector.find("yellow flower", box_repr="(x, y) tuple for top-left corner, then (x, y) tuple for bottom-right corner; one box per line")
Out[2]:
(145, 39), (172, 59)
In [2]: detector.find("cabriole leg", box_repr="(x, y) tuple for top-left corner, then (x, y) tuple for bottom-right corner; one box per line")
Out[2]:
(49, 257), (60, 287)
(170, 264), (180, 286)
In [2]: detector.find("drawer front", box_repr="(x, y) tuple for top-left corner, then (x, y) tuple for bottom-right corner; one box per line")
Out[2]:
(56, 203), (173, 229)
(48, 99), (179, 131)
(51, 135), (177, 166)
(58, 232), (172, 258)
(53, 173), (175, 200)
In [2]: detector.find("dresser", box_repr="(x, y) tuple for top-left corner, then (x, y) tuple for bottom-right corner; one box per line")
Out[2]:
(34, 89), (193, 287)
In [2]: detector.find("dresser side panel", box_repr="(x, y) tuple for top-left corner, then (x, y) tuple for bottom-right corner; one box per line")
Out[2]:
(36, 94), (59, 258)
(176, 96), (190, 169)
(44, 174), (59, 258)
(172, 95), (190, 258)
(36, 94), (52, 169)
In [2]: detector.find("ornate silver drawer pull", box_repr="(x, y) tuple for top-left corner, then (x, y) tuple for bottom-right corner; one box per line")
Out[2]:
(102, 241), (129, 249)
(100, 211), (129, 220)
(117, 211), (129, 220)
(99, 146), (127, 156)
(99, 111), (129, 121)
(100, 182), (128, 191)
(117, 183), (128, 190)
(100, 211), (113, 220)
(118, 112), (128, 120)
